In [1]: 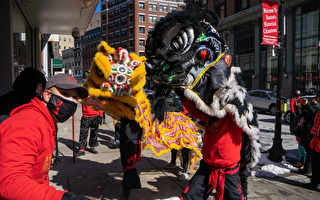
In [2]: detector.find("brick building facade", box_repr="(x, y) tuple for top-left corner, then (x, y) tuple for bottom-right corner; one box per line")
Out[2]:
(101, 0), (185, 56)
(202, 0), (319, 97)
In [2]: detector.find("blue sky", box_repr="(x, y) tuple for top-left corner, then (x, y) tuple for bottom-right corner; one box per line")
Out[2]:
(95, 0), (101, 13)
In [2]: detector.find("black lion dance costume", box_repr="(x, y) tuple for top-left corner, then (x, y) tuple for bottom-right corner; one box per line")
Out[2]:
(145, 1), (261, 200)
(82, 41), (201, 199)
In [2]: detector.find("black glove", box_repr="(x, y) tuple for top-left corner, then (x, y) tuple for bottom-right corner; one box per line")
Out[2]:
(61, 193), (90, 200)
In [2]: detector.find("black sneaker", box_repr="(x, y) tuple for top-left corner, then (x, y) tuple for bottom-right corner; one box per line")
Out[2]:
(89, 147), (98, 154)
(76, 150), (85, 157)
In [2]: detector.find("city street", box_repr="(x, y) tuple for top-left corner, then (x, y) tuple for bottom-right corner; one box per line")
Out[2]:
(48, 107), (320, 200)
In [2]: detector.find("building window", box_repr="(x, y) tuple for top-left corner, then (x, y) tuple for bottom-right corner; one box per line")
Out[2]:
(159, 16), (165, 21)
(115, 8), (120, 15)
(235, 0), (249, 12)
(215, 3), (226, 18)
(115, 20), (120, 27)
(122, 42), (127, 48)
(121, 29), (127, 36)
(121, 17), (127, 25)
(159, 5), (167, 12)
(115, 31), (120, 38)
(139, 27), (145, 34)
(109, 11), (114, 18)
(139, 39), (145, 46)
(234, 25), (254, 90)
(121, 6), (127, 13)
(149, 4), (157, 11)
(130, 15), (133, 22)
(109, 22), (114, 29)
(130, 27), (134, 34)
(12, 0), (32, 78)
(130, 40), (134, 47)
(139, 2), (145, 10)
(293, 7), (319, 93)
(129, 3), (133, 10)
(139, 15), (145, 22)
(169, 6), (177, 12)
(149, 16), (157, 23)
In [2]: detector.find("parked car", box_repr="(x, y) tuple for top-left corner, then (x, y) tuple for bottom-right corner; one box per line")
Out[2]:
(283, 95), (316, 124)
(247, 90), (277, 115)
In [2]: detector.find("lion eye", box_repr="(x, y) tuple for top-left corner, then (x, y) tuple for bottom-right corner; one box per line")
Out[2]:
(95, 65), (104, 78)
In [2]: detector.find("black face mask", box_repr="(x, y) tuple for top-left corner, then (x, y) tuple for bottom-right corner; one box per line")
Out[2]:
(47, 93), (77, 122)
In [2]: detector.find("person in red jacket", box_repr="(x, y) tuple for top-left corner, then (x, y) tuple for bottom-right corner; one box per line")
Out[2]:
(179, 96), (244, 200)
(77, 98), (103, 156)
(0, 73), (89, 200)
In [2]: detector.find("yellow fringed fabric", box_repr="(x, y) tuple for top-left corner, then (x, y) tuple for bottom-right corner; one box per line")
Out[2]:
(84, 41), (202, 171)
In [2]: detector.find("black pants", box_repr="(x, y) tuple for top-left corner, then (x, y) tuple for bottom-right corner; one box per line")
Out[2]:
(181, 160), (243, 200)
(79, 116), (99, 149)
(171, 148), (190, 173)
(239, 164), (249, 198)
(311, 150), (320, 185)
(119, 118), (142, 190)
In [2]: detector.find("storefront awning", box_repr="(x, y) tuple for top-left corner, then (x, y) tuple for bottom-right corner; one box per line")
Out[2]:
(52, 58), (63, 68)
(21, 0), (99, 35)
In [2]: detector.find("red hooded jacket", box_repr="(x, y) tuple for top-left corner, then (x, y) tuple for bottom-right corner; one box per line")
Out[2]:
(181, 99), (243, 168)
(0, 98), (66, 200)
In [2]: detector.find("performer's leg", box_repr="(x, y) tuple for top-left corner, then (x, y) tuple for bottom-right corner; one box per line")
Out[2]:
(222, 166), (243, 200)
(311, 150), (320, 187)
(78, 117), (90, 150)
(170, 149), (177, 165)
(314, 151), (320, 189)
(89, 116), (99, 148)
(180, 160), (213, 200)
(181, 148), (190, 173)
(119, 119), (142, 199)
(239, 164), (249, 200)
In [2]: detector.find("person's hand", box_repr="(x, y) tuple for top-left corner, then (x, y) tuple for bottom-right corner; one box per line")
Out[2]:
(61, 193), (90, 200)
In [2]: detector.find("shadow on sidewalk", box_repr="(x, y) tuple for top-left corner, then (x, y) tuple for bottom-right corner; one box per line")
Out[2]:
(98, 129), (119, 149)
(58, 130), (118, 153)
(58, 138), (77, 152)
(50, 155), (180, 199)
(260, 174), (305, 188)
(259, 128), (291, 136)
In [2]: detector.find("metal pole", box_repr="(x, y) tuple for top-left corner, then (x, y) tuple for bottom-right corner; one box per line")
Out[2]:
(268, 0), (286, 162)
(72, 115), (75, 163)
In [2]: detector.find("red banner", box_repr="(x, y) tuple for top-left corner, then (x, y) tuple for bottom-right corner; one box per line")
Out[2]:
(262, 0), (278, 46)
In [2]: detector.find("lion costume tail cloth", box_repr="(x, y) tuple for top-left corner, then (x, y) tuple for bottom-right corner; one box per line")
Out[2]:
(145, 1), (261, 167)
(83, 41), (201, 171)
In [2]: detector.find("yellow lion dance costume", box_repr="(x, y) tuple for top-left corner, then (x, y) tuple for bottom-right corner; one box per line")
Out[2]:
(83, 41), (201, 170)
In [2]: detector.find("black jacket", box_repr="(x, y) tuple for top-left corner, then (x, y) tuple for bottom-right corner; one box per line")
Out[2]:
(296, 103), (319, 147)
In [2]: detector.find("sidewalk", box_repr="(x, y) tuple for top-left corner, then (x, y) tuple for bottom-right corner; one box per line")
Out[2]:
(49, 106), (320, 200)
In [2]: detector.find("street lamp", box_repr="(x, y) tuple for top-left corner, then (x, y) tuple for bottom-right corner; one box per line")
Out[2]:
(268, 0), (286, 162)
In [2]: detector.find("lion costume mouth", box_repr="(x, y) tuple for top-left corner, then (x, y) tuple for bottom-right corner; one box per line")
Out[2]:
(83, 41), (147, 120)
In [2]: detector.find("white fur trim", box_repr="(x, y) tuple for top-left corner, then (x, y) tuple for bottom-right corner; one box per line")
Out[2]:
(185, 67), (261, 166)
